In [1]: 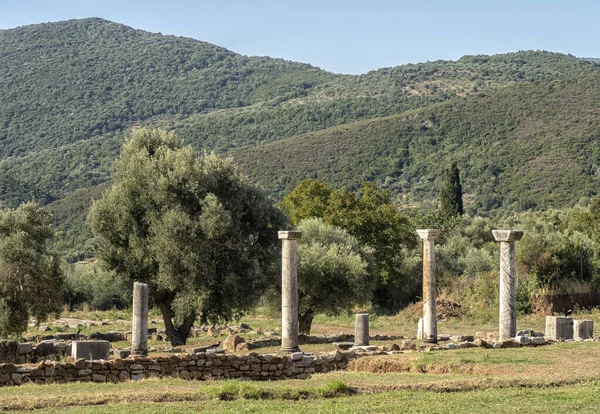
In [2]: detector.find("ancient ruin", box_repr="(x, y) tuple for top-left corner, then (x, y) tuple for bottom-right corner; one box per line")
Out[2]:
(278, 230), (302, 353)
(131, 282), (149, 356)
(492, 230), (523, 340)
(416, 229), (440, 344)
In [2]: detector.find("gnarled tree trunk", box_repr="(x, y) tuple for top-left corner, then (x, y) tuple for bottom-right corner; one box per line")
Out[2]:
(158, 302), (196, 346)
(298, 308), (315, 335)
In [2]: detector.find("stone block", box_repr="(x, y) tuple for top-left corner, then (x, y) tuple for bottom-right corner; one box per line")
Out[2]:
(573, 320), (594, 340)
(515, 335), (532, 345)
(114, 349), (131, 359)
(223, 335), (245, 353)
(17, 343), (33, 355)
(545, 316), (573, 340)
(71, 341), (110, 361)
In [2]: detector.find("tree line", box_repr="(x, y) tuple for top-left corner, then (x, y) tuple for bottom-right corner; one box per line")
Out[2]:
(3, 128), (600, 346)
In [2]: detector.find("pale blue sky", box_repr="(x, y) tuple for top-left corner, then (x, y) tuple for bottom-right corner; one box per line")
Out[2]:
(1, 0), (598, 74)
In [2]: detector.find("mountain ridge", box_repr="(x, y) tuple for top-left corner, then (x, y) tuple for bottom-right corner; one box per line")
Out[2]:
(1, 18), (600, 259)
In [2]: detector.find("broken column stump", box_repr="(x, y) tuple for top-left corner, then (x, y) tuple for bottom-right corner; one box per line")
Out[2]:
(354, 313), (369, 346)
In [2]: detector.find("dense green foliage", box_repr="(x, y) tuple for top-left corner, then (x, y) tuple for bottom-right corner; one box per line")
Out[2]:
(440, 162), (464, 217)
(294, 218), (375, 334)
(0, 203), (63, 337)
(88, 129), (286, 345)
(62, 261), (127, 311)
(281, 180), (418, 312)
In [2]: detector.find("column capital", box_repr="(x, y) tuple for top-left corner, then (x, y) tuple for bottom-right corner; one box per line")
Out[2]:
(278, 230), (302, 240)
(416, 229), (440, 240)
(492, 230), (524, 242)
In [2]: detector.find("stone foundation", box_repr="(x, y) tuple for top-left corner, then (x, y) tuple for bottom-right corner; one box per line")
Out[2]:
(0, 350), (355, 387)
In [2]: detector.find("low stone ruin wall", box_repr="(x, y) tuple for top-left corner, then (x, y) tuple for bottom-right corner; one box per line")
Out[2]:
(0, 350), (355, 387)
(0, 341), (69, 364)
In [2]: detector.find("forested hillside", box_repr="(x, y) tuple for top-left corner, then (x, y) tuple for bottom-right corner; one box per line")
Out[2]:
(1, 18), (600, 259)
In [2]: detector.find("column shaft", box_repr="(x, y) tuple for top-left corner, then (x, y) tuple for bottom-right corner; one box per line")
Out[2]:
(354, 313), (369, 346)
(499, 241), (517, 340)
(492, 230), (523, 341)
(422, 238), (437, 343)
(417, 229), (439, 344)
(279, 230), (301, 353)
(132, 281), (148, 355)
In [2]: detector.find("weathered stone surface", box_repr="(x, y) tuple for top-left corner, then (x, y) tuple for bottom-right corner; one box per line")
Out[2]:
(132, 282), (149, 356)
(499, 340), (521, 348)
(223, 335), (245, 353)
(446, 342), (457, 350)
(354, 313), (369, 346)
(515, 335), (532, 345)
(573, 320), (594, 340)
(235, 342), (250, 353)
(400, 340), (416, 351)
(71, 341), (110, 361)
(279, 230), (301, 353)
(35, 342), (56, 358)
(493, 230), (523, 341)
(545, 316), (573, 340)
(450, 335), (474, 343)
(16, 343), (33, 355)
(473, 338), (493, 348)
(531, 337), (546, 345)
(114, 349), (131, 359)
(417, 229), (440, 344)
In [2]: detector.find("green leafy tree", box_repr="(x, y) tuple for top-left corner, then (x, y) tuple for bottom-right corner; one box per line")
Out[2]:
(440, 162), (464, 217)
(281, 180), (417, 312)
(296, 218), (374, 334)
(88, 129), (285, 345)
(279, 179), (332, 226)
(0, 203), (63, 337)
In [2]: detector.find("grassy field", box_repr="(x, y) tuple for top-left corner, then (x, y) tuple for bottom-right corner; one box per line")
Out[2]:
(2, 338), (600, 412)
(11, 309), (599, 412)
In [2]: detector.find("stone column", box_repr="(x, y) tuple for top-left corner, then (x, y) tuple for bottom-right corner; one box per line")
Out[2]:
(279, 230), (301, 353)
(492, 230), (524, 341)
(354, 313), (369, 346)
(417, 229), (440, 344)
(131, 281), (149, 356)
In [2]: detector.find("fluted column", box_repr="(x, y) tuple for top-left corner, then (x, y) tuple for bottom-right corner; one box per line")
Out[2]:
(417, 229), (440, 344)
(131, 281), (149, 356)
(492, 230), (524, 340)
(279, 230), (301, 353)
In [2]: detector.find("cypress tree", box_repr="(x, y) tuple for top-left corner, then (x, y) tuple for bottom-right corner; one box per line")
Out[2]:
(440, 161), (464, 216)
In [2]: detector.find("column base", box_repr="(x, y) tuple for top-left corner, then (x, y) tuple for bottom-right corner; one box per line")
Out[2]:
(421, 339), (438, 345)
(279, 346), (301, 354)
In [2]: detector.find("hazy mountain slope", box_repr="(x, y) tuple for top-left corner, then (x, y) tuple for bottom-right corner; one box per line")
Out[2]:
(233, 75), (600, 214)
(2, 19), (599, 208)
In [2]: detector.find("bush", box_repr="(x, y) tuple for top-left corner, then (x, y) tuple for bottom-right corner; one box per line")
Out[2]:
(62, 261), (128, 311)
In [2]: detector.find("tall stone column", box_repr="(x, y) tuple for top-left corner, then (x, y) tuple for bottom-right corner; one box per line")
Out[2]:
(492, 230), (524, 340)
(279, 230), (301, 353)
(131, 281), (149, 356)
(417, 229), (440, 344)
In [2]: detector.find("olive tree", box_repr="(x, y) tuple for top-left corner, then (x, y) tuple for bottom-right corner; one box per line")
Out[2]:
(89, 129), (285, 345)
(0, 203), (63, 338)
(296, 218), (375, 334)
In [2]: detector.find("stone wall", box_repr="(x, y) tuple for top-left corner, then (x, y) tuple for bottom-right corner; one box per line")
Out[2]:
(0, 350), (355, 387)
(0, 341), (69, 364)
